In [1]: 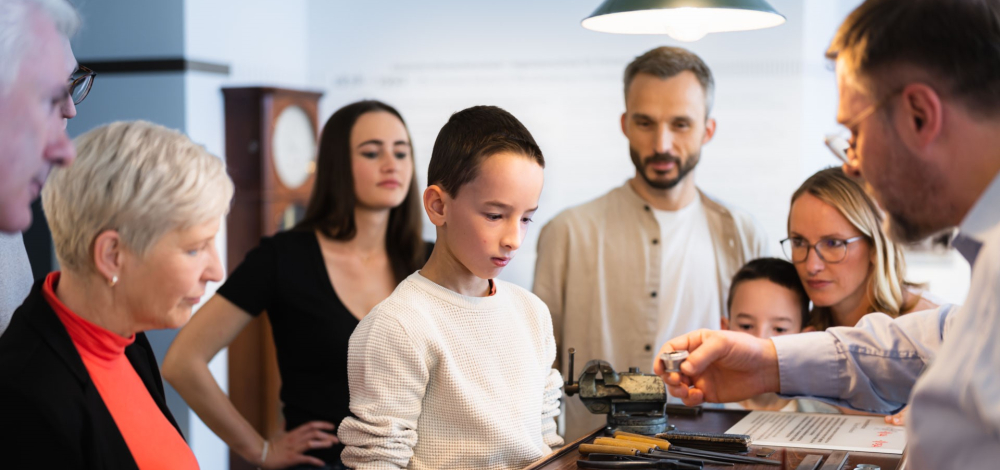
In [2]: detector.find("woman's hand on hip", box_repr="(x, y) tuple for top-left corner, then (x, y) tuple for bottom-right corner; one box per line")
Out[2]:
(262, 421), (338, 469)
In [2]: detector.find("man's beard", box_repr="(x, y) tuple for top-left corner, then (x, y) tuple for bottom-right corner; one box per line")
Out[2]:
(630, 146), (700, 190)
(863, 132), (953, 244)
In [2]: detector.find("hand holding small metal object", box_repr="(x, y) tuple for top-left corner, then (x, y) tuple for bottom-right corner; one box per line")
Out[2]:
(660, 350), (689, 373)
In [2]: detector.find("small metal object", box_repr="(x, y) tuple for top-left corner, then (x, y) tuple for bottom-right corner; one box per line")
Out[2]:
(655, 446), (780, 466)
(660, 350), (689, 372)
(794, 455), (823, 470)
(854, 465), (880, 470)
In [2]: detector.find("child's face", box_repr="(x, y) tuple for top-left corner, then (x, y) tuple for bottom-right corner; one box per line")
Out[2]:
(724, 279), (804, 340)
(439, 152), (543, 280)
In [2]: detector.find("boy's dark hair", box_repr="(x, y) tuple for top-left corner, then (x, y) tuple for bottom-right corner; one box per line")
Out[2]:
(727, 257), (810, 327)
(427, 105), (544, 196)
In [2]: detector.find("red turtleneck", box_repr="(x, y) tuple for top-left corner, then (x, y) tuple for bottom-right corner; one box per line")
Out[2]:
(43, 272), (199, 470)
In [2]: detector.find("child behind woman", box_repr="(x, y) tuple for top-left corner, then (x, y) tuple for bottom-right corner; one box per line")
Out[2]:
(721, 257), (836, 412)
(338, 106), (562, 469)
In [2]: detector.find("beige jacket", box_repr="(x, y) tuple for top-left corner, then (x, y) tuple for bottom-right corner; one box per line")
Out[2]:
(533, 182), (768, 440)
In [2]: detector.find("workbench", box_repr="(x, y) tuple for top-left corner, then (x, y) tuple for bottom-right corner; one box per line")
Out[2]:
(524, 409), (904, 470)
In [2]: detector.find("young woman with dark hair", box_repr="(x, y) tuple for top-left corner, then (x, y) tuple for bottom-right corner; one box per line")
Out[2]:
(163, 100), (428, 470)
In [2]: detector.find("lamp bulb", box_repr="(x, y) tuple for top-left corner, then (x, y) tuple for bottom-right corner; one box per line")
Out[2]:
(665, 22), (707, 42)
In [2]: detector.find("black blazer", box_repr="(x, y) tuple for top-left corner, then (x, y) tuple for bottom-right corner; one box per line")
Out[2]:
(0, 279), (184, 469)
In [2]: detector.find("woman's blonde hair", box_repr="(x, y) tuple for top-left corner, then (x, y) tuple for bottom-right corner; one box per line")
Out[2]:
(43, 120), (234, 273)
(790, 167), (917, 330)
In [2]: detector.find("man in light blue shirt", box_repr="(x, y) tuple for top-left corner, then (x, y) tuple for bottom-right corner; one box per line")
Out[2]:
(655, 1), (1000, 468)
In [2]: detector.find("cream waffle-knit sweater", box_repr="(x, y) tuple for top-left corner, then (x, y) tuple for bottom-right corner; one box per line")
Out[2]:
(339, 272), (564, 470)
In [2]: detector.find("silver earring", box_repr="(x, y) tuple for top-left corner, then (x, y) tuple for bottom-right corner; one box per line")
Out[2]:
(109, 275), (118, 287)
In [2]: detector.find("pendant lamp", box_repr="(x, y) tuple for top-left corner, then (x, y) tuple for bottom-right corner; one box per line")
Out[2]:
(582, 0), (786, 42)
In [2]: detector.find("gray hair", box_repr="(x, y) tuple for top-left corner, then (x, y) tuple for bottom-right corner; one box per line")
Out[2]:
(624, 46), (716, 117)
(42, 121), (234, 273)
(0, 0), (80, 91)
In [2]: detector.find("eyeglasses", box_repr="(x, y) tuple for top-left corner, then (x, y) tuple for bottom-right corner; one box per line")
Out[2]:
(780, 236), (866, 264)
(68, 65), (96, 105)
(824, 88), (904, 165)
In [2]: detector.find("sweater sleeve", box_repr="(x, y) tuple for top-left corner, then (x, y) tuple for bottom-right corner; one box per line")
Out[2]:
(538, 295), (564, 450)
(339, 310), (429, 469)
(541, 368), (565, 449)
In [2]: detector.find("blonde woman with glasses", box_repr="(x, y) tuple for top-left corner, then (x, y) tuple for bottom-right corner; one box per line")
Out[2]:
(781, 167), (948, 425)
(782, 167), (940, 331)
(0, 120), (233, 468)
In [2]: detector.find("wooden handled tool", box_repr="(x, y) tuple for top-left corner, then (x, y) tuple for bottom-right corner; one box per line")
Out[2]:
(613, 430), (673, 450)
(594, 437), (659, 453)
(579, 444), (640, 456)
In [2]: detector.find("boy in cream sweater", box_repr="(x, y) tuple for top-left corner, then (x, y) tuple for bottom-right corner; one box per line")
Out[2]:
(338, 106), (563, 470)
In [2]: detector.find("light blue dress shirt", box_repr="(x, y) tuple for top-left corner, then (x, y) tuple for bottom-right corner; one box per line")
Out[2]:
(771, 171), (1000, 469)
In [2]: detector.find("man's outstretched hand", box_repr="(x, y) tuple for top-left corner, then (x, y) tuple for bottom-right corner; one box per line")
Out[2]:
(653, 329), (782, 405)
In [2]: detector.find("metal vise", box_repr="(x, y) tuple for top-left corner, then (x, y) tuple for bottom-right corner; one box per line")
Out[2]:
(564, 347), (668, 435)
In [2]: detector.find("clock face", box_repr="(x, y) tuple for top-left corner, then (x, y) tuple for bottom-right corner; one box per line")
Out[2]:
(272, 105), (317, 189)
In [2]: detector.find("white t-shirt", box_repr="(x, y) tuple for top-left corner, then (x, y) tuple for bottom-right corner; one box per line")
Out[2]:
(651, 197), (721, 352)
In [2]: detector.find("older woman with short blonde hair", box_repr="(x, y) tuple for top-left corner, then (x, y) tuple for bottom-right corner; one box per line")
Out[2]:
(0, 120), (233, 468)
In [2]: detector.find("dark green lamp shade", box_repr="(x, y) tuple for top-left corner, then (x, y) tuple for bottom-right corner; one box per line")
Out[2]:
(582, 0), (786, 41)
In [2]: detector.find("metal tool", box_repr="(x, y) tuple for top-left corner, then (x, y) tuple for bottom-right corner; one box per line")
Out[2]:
(587, 454), (708, 467)
(660, 446), (780, 466)
(612, 431), (773, 466)
(645, 450), (735, 467)
(794, 455), (823, 470)
(582, 436), (779, 466)
(853, 465), (880, 470)
(577, 460), (702, 470)
(818, 451), (850, 470)
(655, 430), (751, 453)
(660, 350), (689, 372)
(565, 348), (669, 434)
(580, 443), (734, 466)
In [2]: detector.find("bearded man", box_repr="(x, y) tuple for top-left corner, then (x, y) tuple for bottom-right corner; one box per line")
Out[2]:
(534, 46), (767, 440)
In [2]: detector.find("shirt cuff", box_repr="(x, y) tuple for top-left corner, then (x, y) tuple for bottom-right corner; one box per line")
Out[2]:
(771, 332), (842, 397)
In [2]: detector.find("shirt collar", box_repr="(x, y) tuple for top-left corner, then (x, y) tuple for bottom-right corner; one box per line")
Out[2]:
(959, 170), (1000, 242)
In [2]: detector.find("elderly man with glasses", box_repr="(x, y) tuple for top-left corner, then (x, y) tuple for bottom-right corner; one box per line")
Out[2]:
(0, 0), (93, 335)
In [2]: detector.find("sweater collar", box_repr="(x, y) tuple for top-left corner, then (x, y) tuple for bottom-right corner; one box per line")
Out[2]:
(409, 271), (504, 310)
